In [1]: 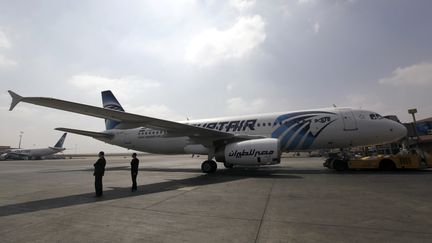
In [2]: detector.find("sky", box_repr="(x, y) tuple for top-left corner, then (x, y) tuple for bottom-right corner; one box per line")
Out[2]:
(0, 0), (431, 153)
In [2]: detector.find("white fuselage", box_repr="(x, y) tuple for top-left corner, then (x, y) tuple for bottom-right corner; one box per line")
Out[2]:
(98, 108), (407, 155)
(2, 147), (65, 160)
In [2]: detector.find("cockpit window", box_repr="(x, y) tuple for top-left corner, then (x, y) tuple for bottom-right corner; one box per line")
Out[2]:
(369, 113), (383, 120)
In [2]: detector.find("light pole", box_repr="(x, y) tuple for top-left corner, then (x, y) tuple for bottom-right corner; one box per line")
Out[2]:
(18, 131), (24, 149)
(408, 108), (426, 166)
(408, 108), (420, 146)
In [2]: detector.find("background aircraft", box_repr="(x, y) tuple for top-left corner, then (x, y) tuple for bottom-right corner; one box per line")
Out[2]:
(8, 90), (406, 172)
(0, 133), (67, 160)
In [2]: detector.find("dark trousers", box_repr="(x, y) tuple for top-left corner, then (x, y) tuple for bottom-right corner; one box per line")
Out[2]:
(95, 175), (103, 196)
(131, 171), (137, 190)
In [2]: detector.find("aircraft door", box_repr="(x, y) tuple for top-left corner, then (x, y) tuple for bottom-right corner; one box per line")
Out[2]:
(340, 110), (358, 131)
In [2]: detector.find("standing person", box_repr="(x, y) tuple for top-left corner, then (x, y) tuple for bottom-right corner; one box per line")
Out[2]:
(130, 153), (139, 191)
(94, 151), (106, 197)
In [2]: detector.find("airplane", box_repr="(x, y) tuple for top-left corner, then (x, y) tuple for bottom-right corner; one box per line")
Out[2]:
(0, 133), (67, 160)
(7, 90), (407, 172)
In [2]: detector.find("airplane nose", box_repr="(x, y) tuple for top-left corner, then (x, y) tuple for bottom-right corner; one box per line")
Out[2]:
(390, 121), (407, 141)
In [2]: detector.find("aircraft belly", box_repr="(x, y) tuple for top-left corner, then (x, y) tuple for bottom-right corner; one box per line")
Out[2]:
(111, 136), (190, 154)
(138, 137), (189, 154)
(33, 149), (51, 157)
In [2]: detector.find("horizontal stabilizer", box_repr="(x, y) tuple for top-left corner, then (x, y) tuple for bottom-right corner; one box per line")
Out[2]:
(49, 147), (66, 151)
(55, 128), (113, 139)
(8, 90), (23, 111)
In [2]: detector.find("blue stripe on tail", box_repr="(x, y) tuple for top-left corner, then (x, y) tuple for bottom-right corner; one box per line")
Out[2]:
(54, 133), (67, 148)
(102, 90), (124, 130)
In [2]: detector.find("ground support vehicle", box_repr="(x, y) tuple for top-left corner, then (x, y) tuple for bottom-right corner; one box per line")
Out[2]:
(323, 150), (431, 171)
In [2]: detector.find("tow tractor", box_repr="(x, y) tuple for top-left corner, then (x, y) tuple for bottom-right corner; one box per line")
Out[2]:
(323, 149), (432, 171)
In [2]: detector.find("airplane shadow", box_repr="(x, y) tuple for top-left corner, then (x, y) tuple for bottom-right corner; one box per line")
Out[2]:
(0, 169), (302, 218)
(129, 166), (432, 175)
(42, 165), (432, 176)
(6, 163), (430, 218)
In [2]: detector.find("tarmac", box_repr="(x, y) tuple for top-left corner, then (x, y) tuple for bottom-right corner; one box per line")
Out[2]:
(1, 154), (432, 243)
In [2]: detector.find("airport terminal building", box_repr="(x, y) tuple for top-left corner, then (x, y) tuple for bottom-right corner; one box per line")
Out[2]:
(405, 117), (432, 153)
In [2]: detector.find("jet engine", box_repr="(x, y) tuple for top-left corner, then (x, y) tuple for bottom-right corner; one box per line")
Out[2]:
(215, 138), (281, 165)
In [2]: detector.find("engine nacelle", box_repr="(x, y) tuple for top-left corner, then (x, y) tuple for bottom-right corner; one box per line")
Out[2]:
(215, 138), (281, 165)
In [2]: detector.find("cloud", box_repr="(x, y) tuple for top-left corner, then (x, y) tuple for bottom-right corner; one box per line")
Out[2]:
(226, 97), (267, 115)
(0, 30), (11, 49)
(297, 0), (355, 7)
(226, 83), (234, 91)
(313, 21), (320, 34)
(343, 93), (385, 113)
(67, 74), (161, 101)
(127, 105), (185, 121)
(66, 74), (187, 120)
(0, 54), (17, 67)
(118, 37), (178, 60)
(229, 0), (255, 11)
(379, 62), (432, 87)
(297, 0), (316, 5)
(184, 15), (266, 66)
(0, 30), (16, 68)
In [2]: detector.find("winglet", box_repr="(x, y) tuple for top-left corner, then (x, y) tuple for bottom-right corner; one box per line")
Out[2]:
(8, 90), (23, 111)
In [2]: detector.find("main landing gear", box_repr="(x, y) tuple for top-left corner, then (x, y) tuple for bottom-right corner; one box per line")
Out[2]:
(201, 160), (217, 173)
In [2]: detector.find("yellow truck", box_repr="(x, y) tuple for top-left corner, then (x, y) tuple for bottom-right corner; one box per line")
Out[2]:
(324, 150), (432, 171)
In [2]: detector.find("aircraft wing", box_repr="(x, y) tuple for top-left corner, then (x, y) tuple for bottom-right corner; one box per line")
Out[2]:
(5, 150), (28, 157)
(55, 128), (113, 139)
(8, 91), (256, 141)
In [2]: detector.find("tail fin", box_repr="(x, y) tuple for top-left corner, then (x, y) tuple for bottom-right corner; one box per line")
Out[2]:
(102, 90), (125, 130)
(54, 133), (67, 148)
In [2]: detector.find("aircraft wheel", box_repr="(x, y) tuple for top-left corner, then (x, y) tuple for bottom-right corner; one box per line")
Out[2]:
(223, 162), (234, 168)
(379, 159), (396, 171)
(201, 160), (217, 173)
(210, 160), (217, 172)
(334, 159), (348, 171)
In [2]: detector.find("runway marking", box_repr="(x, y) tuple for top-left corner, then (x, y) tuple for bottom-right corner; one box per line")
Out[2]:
(263, 218), (432, 236)
(254, 179), (275, 243)
(176, 186), (197, 191)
